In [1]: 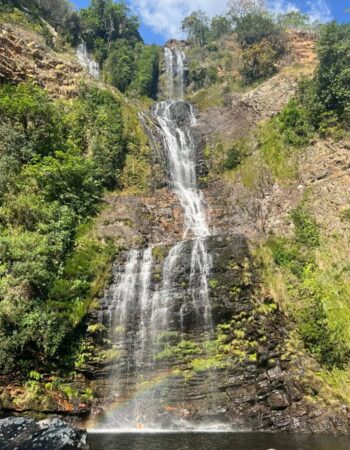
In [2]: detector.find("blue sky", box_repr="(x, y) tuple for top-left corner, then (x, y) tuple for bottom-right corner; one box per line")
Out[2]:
(71, 0), (350, 45)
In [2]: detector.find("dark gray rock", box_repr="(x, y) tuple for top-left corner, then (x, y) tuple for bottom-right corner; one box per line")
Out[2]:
(0, 417), (90, 450)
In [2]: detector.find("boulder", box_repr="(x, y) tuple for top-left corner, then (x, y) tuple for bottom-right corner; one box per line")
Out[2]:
(0, 417), (90, 450)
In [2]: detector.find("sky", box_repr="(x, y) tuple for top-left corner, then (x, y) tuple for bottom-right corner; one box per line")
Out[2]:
(71, 0), (350, 45)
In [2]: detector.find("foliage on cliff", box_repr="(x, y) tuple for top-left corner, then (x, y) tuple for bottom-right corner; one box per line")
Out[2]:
(79, 0), (160, 97)
(182, 1), (305, 93)
(1, 0), (160, 99)
(214, 21), (350, 372)
(0, 82), (141, 372)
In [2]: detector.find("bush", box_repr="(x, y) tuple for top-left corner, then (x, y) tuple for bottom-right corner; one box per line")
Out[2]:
(0, 81), (130, 373)
(269, 238), (309, 278)
(23, 151), (102, 219)
(235, 12), (286, 49)
(188, 66), (218, 90)
(131, 44), (160, 98)
(241, 38), (278, 83)
(291, 207), (320, 248)
(104, 39), (135, 92)
(277, 99), (312, 146)
(298, 280), (349, 368)
(64, 85), (126, 189)
(0, 83), (64, 157)
(223, 141), (249, 170)
(299, 23), (350, 133)
(234, 12), (288, 84)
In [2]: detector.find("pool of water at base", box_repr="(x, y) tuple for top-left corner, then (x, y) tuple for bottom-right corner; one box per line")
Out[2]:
(88, 432), (350, 450)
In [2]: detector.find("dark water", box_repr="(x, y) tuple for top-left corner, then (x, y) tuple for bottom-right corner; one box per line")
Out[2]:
(89, 432), (350, 450)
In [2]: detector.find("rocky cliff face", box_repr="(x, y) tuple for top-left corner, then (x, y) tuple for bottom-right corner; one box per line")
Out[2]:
(85, 235), (350, 433)
(73, 36), (350, 433)
(0, 23), (90, 98)
(1, 19), (349, 435)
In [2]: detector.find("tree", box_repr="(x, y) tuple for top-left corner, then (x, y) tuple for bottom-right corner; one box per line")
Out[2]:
(80, 0), (140, 49)
(0, 83), (64, 157)
(241, 38), (278, 83)
(235, 12), (286, 49)
(131, 44), (160, 98)
(278, 10), (310, 29)
(227, 0), (266, 21)
(210, 15), (232, 40)
(103, 39), (135, 92)
(316, 22), (350, 118)
(181, 10), (210, 46)
(299, 22), (350, 132)
(24, 151), (102, 219)
(233, 9), (288, 84)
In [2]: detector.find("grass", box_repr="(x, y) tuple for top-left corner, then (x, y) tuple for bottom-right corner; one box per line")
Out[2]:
(254, 201), (350, 371)
(49, 219), (117, 327)
(188, 83), (225, 111)
(120, 99), (152, 193)
(0, 7), (43, 33)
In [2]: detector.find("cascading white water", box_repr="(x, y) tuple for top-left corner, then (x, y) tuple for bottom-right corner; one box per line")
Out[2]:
(163, 47), (186, 100)
(154, 47), (213, 332)
(76, 42), (100, 79)
(97, 46), (216, 431)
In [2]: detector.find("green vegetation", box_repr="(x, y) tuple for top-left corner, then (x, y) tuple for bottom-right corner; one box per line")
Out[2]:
(232, 8), (288, 84)
(211, 20), (350, 378)
(79, 0), (160, 98)
(299, 22), (350, 137)
(0, 82), (141, 373)
(261, 204), (350, 369)
(155, 340), (202, 361)
(203, 97), (313, 184)
(184, 1), (311, 109)
(2, 0), (160, 99)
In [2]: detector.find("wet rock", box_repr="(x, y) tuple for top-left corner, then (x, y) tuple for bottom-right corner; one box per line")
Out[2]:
(268, 391), (290, 410)
(0, 417), (90, 450)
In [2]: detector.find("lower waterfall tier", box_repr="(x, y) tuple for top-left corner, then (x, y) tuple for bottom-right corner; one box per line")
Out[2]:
(84, 234), (349, 434)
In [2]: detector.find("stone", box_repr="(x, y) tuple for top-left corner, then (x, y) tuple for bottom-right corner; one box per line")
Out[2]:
(0, 417), (90, 450)
(268, 391), (290, 410)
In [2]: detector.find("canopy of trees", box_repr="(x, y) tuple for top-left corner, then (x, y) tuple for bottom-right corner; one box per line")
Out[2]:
(299, 22), (350, 135)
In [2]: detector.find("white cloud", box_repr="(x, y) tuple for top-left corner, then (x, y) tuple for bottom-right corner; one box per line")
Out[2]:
(268, 0), (299, 15)
(130, 0), (333, 41)
(268, 0), (332, 22)
(306, 0), (332, 23)
(129, 0), (228, 40)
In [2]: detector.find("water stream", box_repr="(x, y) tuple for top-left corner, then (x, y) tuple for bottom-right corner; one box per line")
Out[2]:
(97, 46), (215, 431)
(76, 42), (100, 79)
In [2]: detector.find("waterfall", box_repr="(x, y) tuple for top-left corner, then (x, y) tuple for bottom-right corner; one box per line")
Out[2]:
(163, 47), (186, 100)
(97, 46), (216, 431)
(76, 42), (100, 80)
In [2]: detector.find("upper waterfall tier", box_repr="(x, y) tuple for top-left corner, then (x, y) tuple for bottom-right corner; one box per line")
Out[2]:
(154, 101), (209, 239)
(164, 47), (186, 100)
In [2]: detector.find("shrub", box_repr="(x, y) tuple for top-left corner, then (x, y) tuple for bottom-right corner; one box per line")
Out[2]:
(131, 44), (160, 98)
(234, 11), (288, 84)
(269, 238), (309, 278)
(23, 151), (102, 219)
(224, 142), (247, 170)
(277, 99), (312, 146)
(0, 83), (64, 157)
(241, 38), (278, 83)
(298, 281), (349, 368)
(299, 23), (350, 132)
(291, 207), (320, 248)
(104, 40), (135, 92)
